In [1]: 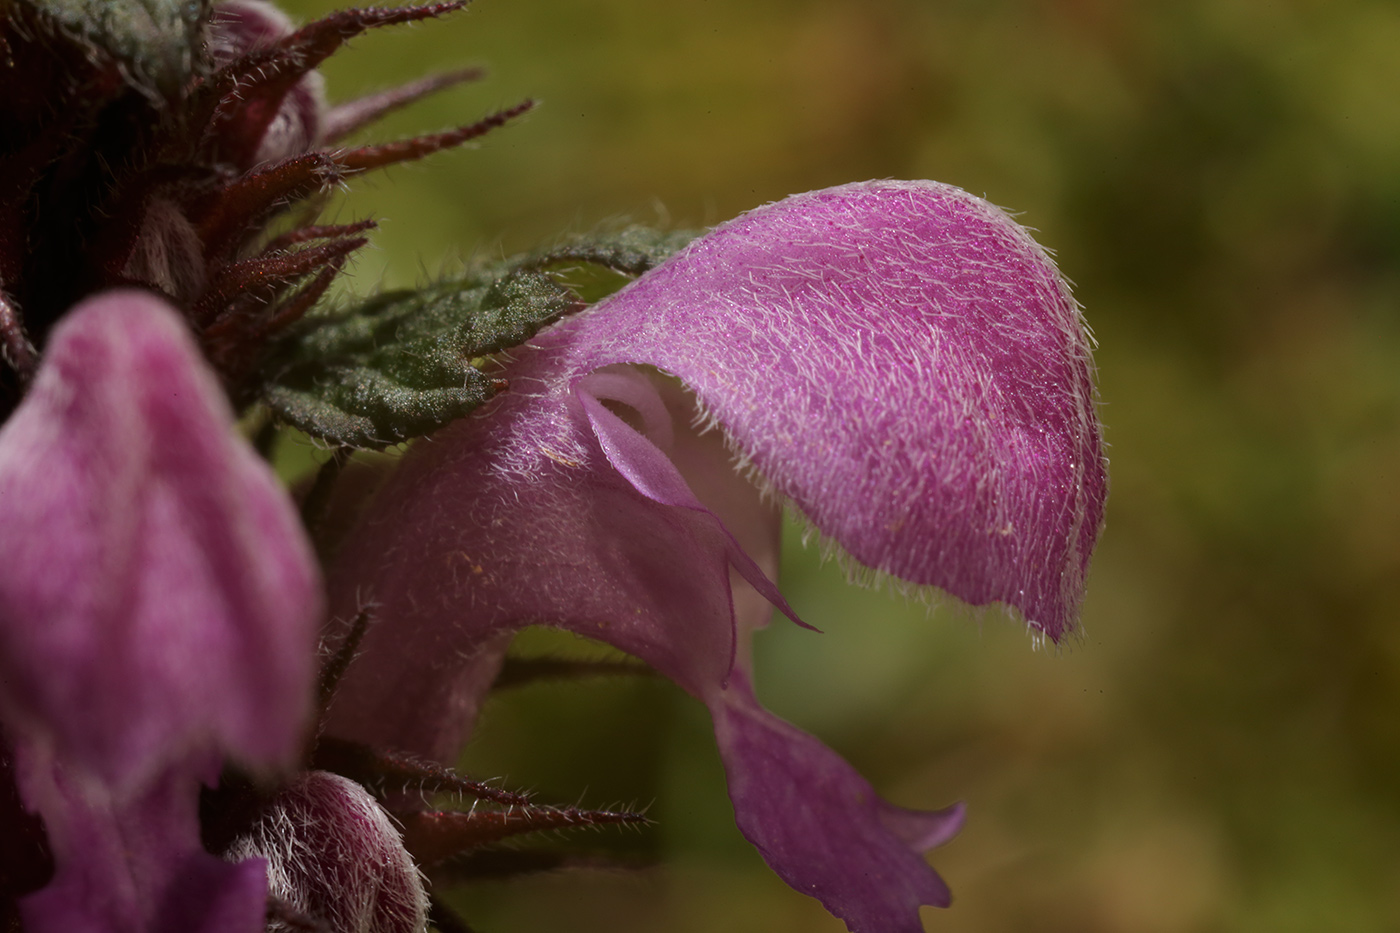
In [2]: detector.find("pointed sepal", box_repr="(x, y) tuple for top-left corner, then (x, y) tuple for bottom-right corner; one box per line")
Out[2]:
(309, 737), (529, 807)
(398, 804), (649, 866)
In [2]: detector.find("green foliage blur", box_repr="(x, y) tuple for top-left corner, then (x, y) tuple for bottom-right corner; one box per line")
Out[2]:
(281, 0), (1400, 928)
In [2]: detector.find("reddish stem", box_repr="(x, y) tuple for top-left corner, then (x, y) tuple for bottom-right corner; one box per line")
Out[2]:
(399, 805), (649, 866)
(322, 66), (486, 143)
(335, 99), (536, 173)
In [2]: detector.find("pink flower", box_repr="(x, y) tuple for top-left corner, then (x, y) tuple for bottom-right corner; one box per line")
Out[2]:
(0, 180), (1104, 933)
(322, 180), (1107, 932)
(0, 292), (322, 933)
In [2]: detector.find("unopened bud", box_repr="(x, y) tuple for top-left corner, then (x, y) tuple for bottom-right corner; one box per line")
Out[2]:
(224, 771), (428, 933)
(208, 0), (326, 167)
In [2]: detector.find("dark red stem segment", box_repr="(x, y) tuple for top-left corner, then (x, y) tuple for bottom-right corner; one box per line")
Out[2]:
(323, 67), (487, 143)
(265, 219), (378, 252)
(310, 737), (531, 808)
(197, 236), (368, 326)
(255, 259), (343, 338)
(280, 2), (471, 72)
(203, 1), (472, 159)
(399, 805), (650, 866)
(336, 99), (536, 173)
(194, 153), (343, 258)
(316, 599), (369, 709)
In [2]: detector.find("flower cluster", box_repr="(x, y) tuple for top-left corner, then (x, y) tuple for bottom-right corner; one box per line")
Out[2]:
(0, 2), (1107, 932)
(0, 0), (528, 405)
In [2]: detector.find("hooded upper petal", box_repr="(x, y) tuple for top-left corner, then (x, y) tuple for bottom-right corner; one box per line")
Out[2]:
(325, 180), (1105, 931)
(532, 179), (1105, 638)
(0, 290), (322, 932)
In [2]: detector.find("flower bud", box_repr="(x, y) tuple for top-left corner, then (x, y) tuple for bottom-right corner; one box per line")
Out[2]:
(224, 771), (428, 933)
(207, 0), (327, 168)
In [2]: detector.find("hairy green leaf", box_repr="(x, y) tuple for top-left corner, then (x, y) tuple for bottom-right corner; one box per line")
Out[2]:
(14, 0), (211, 94)
(262, 227), (697, 449)
(528, 227), (700, 277)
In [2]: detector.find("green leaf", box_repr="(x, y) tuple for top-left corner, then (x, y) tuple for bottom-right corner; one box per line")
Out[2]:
(528, 227), (701, 277)
(262, 264), (574, 449)
(14, 0), (211, 95)
(261, 227), (698, 449)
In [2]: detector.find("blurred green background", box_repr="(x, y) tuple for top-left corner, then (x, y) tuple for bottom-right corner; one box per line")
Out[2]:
(280, 0), (1400, 929)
